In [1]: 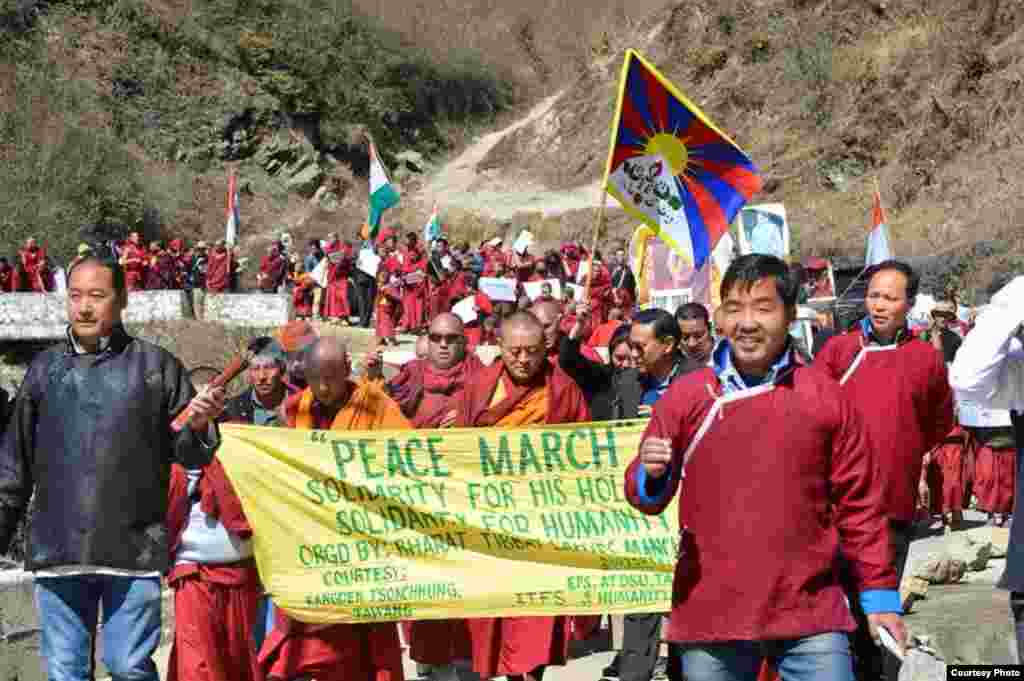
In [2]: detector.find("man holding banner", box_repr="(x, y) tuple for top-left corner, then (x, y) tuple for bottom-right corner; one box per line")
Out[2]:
(259, 337), (411, 681)
(456, 311), (592, 681)
(626, 255), (904, 681)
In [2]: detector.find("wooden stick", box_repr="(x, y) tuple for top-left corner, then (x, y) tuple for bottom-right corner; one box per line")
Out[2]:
(171, 353), (250, 432)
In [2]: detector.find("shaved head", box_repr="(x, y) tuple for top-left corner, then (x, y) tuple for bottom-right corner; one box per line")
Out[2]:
(415, 335), (430, 360)
(430, 313), (464, 335)
(529, 300), (563, 353)
(428, 313), (466, 370)
(304, 337), (352, 408)
(500, 311), (547, 384)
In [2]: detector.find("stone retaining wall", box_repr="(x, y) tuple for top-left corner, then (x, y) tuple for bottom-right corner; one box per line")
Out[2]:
(202, 293), (293, 327)
(0, 291), (191, 341)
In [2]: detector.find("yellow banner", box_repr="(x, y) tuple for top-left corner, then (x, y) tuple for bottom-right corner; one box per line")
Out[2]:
(217, 421), (679, 624)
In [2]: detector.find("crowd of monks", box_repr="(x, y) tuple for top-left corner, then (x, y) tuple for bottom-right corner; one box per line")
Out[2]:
(0, 237), (58, 292)
(157, 234), (1018, 681)
(0, 233), (269, 295)
(287, 229), (636, 345)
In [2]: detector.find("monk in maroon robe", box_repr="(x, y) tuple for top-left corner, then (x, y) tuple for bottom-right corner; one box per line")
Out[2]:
(924, 426), (972, 530)
(257, 244), (287, 293)
(587, 255), (614, 326)
(119, 232), (147, 291)
(399, 233), (428, 333)
(18, 237), (49, 292)
(972, 425), (1017, 526)
(324, 242), (353, 322)
(145, 241), (178, 290)
(387, 313), (483, 428)
(166, 458), (261, 681)
(167, 238), (188, 288)
(206, 241), (232, 293)
(456, 312), (592, 681)
(0, 258), (14, 292)
(384, 313), (480, 675)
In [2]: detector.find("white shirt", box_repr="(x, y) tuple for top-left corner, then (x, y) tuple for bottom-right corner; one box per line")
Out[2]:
(949, 276), (1024, 412)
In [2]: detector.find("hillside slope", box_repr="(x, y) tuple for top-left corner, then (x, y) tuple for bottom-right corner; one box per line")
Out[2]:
(470, 0), (1024, 297)
(2, 0), (1022, 299)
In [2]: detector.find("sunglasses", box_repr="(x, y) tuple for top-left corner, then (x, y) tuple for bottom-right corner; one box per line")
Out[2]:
(428, 333), (464, 345)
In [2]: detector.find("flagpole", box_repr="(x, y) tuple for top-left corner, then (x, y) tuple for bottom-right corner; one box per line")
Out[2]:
(585, 191), (608, 300)
(835, 176), (882, 304)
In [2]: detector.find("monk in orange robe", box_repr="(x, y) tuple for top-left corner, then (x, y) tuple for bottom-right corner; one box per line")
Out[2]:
(455, 311), (592, 681)
(259, 337), (408, 681)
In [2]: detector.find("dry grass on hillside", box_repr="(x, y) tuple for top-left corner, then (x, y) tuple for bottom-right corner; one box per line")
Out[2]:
(475, 0), (1024, 273)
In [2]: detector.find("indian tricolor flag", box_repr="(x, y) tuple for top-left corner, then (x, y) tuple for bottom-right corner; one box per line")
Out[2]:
(367, 140), (400, 240)
(423, 203), (442, 244)
(865, 188), (892, 266)
(225, 172), (240, 246)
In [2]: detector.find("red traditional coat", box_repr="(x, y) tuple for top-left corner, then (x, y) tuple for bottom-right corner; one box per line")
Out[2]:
(0, 263), (14, 292)
(815, 328), (955, 522)
(625, 364), (897, 643)
(18, 246), (48, 292)
(120, 243), (148, 290)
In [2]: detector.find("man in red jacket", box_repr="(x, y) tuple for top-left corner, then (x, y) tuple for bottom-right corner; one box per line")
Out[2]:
(815, 260), (952, 680)
(626, 254), (903, 681)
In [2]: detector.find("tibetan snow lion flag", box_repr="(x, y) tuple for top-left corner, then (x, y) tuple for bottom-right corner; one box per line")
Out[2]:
(604, 50), (762, 270)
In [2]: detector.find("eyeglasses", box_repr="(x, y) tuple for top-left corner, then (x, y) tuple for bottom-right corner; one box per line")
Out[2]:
(428, 333), (464, 345)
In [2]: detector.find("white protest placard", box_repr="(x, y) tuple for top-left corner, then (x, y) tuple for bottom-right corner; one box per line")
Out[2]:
(575, 259), (590, 284)
(738, 203), (790, 258)
(522, 278), (562, 301)
(474, 345), (502, 366)
(53, 267), (67, 293)
(357, 248), (381, 278)
(311, 258), (329, 288)
(649, 288), (692, 314)
(452, 296), (478, 324)
(957, 398), (1013, 428)
(381, 350), (416, 367)
(513, 230), (534, 255)
(479, 277), (518, 303)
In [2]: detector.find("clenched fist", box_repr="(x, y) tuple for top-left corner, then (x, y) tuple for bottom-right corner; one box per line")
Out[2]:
(640, 437), (673, 479)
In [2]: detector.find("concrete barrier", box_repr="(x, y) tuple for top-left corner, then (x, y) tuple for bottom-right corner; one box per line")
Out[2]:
(0, 291), (192, 341)
(0, 569), (43, 681)
(203, 293), (293, 327)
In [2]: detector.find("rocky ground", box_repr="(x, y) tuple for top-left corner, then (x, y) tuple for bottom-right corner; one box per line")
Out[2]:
(0, 507), (1015, 681)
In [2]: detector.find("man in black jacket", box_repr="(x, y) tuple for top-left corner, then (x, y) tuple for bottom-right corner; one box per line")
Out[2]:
(0, 255), (224, 681)
(559, 306), (699, 681)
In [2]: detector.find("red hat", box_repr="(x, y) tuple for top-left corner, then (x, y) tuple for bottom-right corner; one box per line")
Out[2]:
(275, 320), (319, 353)
(802, 257), (829, 271)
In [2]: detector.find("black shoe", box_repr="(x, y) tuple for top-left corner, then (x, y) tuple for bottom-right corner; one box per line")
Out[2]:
(652, 656), (669, 681)
(601, 654), (621, 678)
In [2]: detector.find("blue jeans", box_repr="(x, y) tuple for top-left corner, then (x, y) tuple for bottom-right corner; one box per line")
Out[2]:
(35, 574), (162, 681)
(677, 632), (855, 681)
